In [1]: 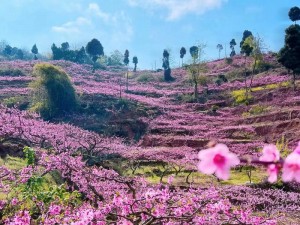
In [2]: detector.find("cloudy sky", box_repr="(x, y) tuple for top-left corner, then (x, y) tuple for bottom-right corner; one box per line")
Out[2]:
(0, 0), (298, 69)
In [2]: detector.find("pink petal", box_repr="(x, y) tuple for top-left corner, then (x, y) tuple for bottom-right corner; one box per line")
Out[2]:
(282, 168), (295, 182)
(215, 167), (230, 180)
(226, 153), (240, 167)
(198, 161), (217, 175)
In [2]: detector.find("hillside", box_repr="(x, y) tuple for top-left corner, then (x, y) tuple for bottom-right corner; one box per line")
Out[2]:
(1, 55), (300, 224)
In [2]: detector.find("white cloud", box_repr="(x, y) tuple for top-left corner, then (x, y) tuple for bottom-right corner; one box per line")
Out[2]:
(87, 3), (110, 21)
(51, 3), (134, 46)
(128, 0), (228, 20)
(52, 17), (91, 34)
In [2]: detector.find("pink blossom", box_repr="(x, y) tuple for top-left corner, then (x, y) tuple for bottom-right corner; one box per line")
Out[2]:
(259, 144), (280, 162)
(282, 152), (300, 182)
(293, 141), (300, 154)
(266, 164), (278, 183)
(11, 198), (18, 206)
(48, 204), (61, 216)
(198, 143), (240, 180)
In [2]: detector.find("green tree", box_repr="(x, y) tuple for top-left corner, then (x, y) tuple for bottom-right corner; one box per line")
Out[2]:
(180, 47), (186, 66)
(188, 44), (207, 100)
(162, 49), (173, 81)
(124, 49), (129, 91)
(86, 38), (104, 71)
(30, 63), (78, 119)
(16, 49), (24, 60)
(133, 56), (138, 72)
(108, 50), (123, 66)
(229, 39), (236, 57)
(123, 49), (129, 66)
(216, 44), (223, 59)
(31, 44), (38, 60)
(240, 30), (253, 54)
(278, 24), (300, 90)
(75, 46), (87, 64)
(244, 35), (264, 89)
(3, 45), (12, 56)
(289, 6), (300, 24)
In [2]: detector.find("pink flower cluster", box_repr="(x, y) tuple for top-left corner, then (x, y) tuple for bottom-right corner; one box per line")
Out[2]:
(198, 141), (300, 183)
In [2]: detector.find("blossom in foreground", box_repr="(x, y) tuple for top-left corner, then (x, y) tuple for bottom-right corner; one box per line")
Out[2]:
(198, 143), (240, 180)
(266, 164), (279, 183)
(259, 144), (280, 183)
(259, 144), (280, 162)
(282, 151), (300, 182)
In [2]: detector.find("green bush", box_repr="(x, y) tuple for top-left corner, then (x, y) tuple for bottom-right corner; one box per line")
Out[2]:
(243, 104), (270, 117)
(225, 58), (233, 64)
(30, 63), (78, 119)
(136, 73), (157, 82)
(231, 89), (253, 105)
(3, 96), (29, 109)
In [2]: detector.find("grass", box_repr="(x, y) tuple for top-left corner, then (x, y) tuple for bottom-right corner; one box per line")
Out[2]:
(123, 162), (267, 186)
(231, 81), (290, 105)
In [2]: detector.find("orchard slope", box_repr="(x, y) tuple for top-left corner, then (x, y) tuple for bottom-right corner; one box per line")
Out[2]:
(1, 55), (300, 224)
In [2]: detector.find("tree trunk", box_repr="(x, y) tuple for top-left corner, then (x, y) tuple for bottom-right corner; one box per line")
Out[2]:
(249, 58), (257, 90)
(164, 68), (172, 81)
(134, 64), (137, 72)
(126, 68), (129, 91)
(244, 56), (249, 101)
(194, 81), (198, 99)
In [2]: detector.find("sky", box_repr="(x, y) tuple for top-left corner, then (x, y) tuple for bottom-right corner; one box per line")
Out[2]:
(0, 0), (298, 69)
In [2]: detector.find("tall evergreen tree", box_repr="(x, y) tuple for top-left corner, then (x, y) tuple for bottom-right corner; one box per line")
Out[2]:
(180, 47), (186, 66)
(229, 39), (236, 57)
(31, 44), (38, 60)
(162, 49), (173, 81)
(133, 56), (138, 72)
(278, 24), (300, 90)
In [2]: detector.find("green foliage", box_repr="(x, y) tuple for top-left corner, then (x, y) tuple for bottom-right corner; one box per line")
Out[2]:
(108, 50), (123, 66)
(3, 96), (28, 109)
(241, 36), (254, 57)
(86, 38), (104, 63)
(225, 57), (233, 64)
(231, 89), (253, 105)
(31, 44), (38, 60)
(289, 6), (300, 23)
(242, 104), (270, 117)
(256, 60), (273, 72)
(276, 136), (291, 158)
(189, 46), (199, 60)
(136, 73), (157, 82)
(133, 56), (138, 72)
(123, 49), (129, 65)
(23, 146), (35, 166)
(30, 63), (78, 119)
(180, 47), (186, 58)
(278, 24), (300, 89)
(240, 30), (253, 53)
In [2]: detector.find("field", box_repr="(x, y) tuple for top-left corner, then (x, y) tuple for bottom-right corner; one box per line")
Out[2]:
(0, 52), (300, 224)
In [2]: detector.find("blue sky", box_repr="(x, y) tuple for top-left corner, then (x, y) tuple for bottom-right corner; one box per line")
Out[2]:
(0, 0), (298, 69)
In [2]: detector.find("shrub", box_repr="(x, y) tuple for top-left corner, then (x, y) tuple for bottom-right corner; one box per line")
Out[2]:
(225, 57), (233, 65)
(136, 73), (157, 82)
(30, 63), (78, 119)
(3, 96), (29, 110)
(231, 89), (253, 105)
(242, 104), (270, 117)
(256, 60), (274, 73)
